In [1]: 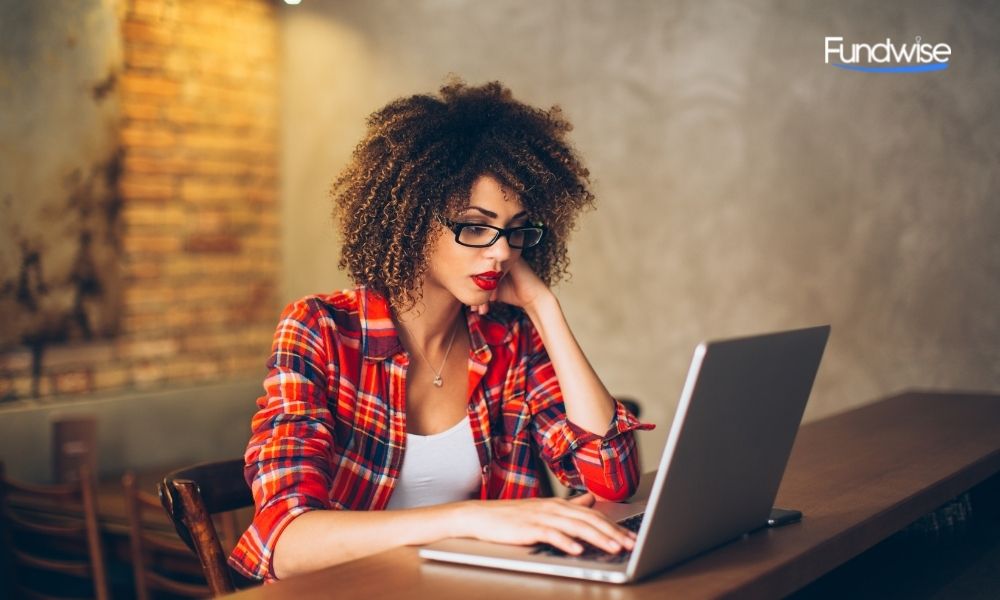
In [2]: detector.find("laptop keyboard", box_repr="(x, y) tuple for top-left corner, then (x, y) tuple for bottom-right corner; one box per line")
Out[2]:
(530, 513), (644, 564)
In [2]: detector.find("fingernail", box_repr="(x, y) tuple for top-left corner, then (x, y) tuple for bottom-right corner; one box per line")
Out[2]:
(571, 543), (583, 554)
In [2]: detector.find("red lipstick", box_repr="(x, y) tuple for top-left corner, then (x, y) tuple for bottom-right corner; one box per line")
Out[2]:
(472, 271), (501, 291)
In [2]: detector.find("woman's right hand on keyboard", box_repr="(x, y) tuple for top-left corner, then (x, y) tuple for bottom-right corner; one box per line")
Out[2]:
(451, 492), (636, 555)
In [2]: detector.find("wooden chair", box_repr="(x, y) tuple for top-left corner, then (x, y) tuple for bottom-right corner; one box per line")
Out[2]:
(534, 397), (643, 498)
(158, 459), (256, 597)
(0, 461), (110, 600)
(123, 471), (211, 599)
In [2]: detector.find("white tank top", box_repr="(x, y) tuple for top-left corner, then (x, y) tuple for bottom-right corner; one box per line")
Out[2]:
(385, 416), (482, 510)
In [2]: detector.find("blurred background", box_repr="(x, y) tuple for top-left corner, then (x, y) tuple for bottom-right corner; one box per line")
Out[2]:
(0, 0), (998, 482)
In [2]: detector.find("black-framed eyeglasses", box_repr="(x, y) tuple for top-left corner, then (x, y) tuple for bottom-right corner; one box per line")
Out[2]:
(439, 217), (546, 249)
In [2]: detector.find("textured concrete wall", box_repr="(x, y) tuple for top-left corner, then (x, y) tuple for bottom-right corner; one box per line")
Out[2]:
(0, 0), (123, 348)
(281, 1), (1000, 463)
(0, 0), (280, 403)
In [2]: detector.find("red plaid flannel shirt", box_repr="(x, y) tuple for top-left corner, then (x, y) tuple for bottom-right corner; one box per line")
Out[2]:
(229, 286), (652, 581)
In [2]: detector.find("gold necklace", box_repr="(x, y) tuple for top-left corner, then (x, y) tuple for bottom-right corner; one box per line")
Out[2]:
(399, 318), (460, 387)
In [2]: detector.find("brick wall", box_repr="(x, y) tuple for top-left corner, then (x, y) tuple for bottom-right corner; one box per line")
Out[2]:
(0, 0), (280, 401)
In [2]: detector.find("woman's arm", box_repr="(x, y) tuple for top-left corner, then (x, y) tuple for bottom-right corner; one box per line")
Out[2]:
(521, 291), (614, 434)
(273, 493), (635, 579)
(473, 258), (652, 501)
(476, 259), (616, 434)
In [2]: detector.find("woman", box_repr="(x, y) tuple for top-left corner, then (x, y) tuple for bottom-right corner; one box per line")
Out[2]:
(229, 80), (652, 582)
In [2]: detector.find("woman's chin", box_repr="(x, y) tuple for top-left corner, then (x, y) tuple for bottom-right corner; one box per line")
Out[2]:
(455, 288), (493, 308)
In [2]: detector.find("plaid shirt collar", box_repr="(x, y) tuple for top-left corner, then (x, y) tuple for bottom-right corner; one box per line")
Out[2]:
(356, 285), (513, 362)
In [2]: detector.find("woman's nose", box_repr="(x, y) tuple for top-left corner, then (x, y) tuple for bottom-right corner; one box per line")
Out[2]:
(484, 234), (512, 262)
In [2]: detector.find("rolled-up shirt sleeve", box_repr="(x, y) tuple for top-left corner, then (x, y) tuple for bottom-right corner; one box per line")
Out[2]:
(229, 299), (337, 581)
(523, 322), (654, 502)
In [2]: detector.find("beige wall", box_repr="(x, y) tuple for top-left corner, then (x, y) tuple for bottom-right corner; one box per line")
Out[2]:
(280, 1), (1000, 465)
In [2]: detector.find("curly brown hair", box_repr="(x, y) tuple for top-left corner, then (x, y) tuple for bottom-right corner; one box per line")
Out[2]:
(332, 79), (595, 312)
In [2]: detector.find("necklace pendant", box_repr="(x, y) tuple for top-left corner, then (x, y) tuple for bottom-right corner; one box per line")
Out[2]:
(432, 375), (444, 387)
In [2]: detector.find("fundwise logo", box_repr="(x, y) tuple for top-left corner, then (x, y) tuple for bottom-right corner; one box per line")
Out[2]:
(824, 36), (951, 73)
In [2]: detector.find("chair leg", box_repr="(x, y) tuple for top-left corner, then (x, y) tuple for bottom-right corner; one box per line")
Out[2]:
(80, 464), (110, 600)
(174, 482), (236, 596)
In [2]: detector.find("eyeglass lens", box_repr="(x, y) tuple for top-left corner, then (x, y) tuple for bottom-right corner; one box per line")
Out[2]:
(457, 225), (542, 248)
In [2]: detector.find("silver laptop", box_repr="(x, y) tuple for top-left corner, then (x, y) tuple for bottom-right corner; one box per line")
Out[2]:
(419, 325), (830, 583)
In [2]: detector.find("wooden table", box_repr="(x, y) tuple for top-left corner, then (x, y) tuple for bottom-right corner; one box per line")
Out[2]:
(227, 391), (1000, 599)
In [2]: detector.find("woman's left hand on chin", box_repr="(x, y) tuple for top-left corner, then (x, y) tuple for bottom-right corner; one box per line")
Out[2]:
(469, 258), (551, 315)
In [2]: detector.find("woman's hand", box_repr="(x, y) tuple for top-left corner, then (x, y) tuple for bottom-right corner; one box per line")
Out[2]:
(453, 493), (636, 555)
(469, 258), (552, 315)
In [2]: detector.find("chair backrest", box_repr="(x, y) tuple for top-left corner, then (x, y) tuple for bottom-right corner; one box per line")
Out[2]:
(158, 458), (255, 597)
(534, 397), (642, 498)
(123, 471), (211, 599)
(0, 461), (110, 600)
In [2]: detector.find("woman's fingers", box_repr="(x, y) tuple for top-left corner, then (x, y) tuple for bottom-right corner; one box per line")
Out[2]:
(470, 498), (635, 555)
(539, 527), (584, 555)
(567, 492), (595, 506)
(543, 500), (635, 550)
(469, 288), (502, 315)
(537, 512), (624, 554)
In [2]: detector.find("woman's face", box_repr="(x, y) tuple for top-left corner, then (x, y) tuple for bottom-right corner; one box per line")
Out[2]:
(422, 175), (528, 307)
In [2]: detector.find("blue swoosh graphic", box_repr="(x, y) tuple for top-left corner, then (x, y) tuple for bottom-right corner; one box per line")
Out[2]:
(833, 62), (949, 73)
